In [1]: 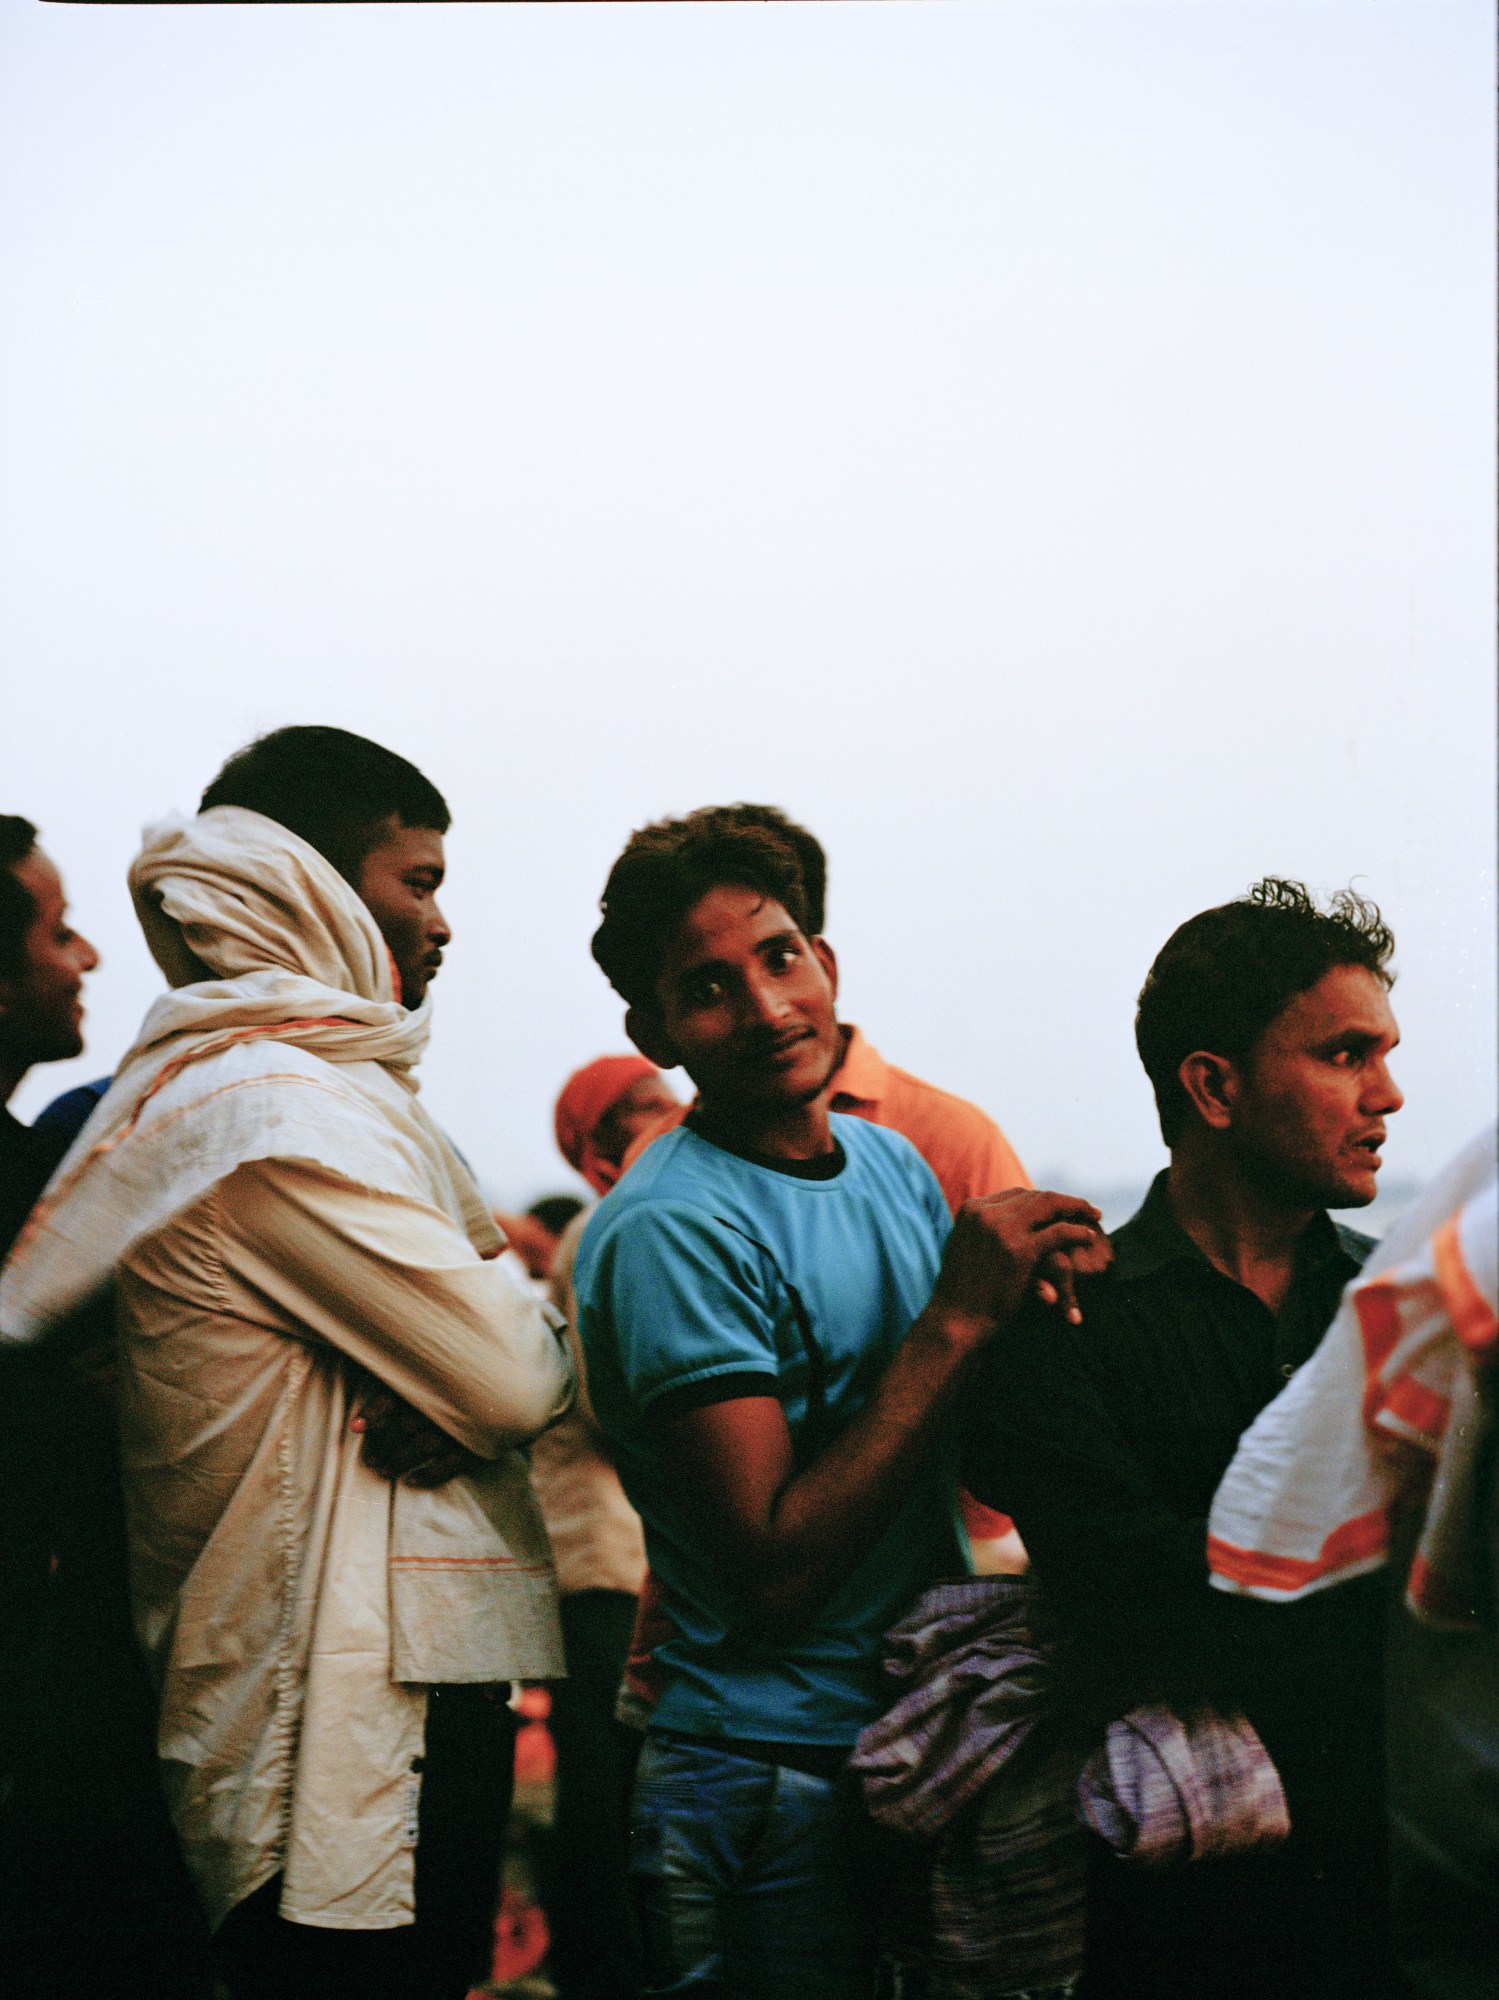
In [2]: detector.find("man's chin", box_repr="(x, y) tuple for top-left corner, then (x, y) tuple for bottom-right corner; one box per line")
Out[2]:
(722, 1067), (832, 1116)
(1327, 1177), (1379, 1211)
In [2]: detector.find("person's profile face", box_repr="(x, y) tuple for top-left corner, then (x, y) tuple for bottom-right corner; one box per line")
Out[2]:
(1228, 964), (1404, 1210)
(354, 818), (450, 1009)
(641, 883), (841, 1118)
(0, 848), (99, 1069)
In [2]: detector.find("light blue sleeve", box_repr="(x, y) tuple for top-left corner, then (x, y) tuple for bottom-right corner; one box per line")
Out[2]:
(580, 1200), (783, 1414)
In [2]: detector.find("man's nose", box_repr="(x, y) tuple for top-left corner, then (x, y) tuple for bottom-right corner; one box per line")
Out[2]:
(742, 971), (792, 1028)
(427, 901), (452, 948)
(76, 932), (100, 973)
(1364, 1058), (1403, 1117)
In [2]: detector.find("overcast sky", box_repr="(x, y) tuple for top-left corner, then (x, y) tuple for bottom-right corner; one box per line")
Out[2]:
(2, 0), (1494, 1215)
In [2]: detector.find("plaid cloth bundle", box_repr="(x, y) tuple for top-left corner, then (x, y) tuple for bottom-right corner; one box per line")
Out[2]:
(1077, 1707), (1290, 1866)
(852, 1576), (1087, 2000)
(854, 1575), (1297, 1997)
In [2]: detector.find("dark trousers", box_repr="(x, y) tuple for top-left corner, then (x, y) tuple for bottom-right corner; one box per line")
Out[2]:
(212, 1683), (516, 2000)
(543, 1589), (643, 2000)
(0, 1350), (215, 2000)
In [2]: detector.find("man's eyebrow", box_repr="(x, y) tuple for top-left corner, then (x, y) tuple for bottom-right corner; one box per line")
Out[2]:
(754, 929), (801, 952)
(1316, 1027), (1388, 1053)
(674, 953), (732, 981)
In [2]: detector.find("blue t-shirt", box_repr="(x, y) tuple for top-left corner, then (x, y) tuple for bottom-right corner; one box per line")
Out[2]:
(575, 1113), (964, 1747)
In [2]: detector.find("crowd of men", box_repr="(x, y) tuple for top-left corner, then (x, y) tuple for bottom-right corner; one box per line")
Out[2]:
(0, 724), (1493, 2000)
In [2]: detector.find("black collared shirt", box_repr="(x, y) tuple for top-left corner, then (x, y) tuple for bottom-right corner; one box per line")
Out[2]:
(962, 1170), (1372, 1715)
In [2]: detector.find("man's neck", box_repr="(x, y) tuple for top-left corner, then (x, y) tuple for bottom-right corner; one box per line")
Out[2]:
(694, 1095), (837, 1164)
(1165, 1146), (1318, 1314)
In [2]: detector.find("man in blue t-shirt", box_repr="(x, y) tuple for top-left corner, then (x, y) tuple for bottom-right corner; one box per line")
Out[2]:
(575, 804), (1108, 1998)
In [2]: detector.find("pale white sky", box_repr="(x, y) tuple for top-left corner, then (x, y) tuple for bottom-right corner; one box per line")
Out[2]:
(3, 0), (1494, 1214)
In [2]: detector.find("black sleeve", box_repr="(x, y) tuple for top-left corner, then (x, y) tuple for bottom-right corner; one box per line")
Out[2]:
(961, 1304), (1238, 1716)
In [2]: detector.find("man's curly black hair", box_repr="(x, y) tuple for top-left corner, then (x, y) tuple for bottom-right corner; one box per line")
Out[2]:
(1135, 877), (1396, 1146)
(591, 804), (821, 1012)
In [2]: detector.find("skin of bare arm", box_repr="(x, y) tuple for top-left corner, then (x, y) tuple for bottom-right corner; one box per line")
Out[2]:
(650, 1186), (1110, 1634)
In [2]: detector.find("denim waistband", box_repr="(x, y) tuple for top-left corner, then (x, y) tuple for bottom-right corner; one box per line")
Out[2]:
(650, 1726), (851, 1783)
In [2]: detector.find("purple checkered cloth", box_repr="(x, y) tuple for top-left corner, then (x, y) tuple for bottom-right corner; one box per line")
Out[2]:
(853, 1577), (1087, 2000)
(851, 1575), (1053, 1838)
(1078, 1706), (1291, 1866)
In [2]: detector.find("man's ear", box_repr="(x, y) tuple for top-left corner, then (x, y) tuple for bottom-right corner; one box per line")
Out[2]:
(1177, 1050), (1241, 1133)
(810, 935), (838, 1001)
(625, 1003), (678, 1072)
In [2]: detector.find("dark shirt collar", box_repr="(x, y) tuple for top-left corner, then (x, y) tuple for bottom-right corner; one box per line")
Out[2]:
(1111, 1167), (1373, 1287)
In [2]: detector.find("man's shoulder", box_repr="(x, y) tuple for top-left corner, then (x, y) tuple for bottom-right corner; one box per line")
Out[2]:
(832, 1109), (927, 1167)
(875, 1065), (1028, 1203)
(832, 1114), (950, 1217)
(576, 1134), (754, 1275)
(879, 1062), (1002, 1138)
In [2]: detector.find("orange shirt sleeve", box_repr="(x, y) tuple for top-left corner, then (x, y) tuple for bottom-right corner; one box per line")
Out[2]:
(880, 1069), (1032, 1212)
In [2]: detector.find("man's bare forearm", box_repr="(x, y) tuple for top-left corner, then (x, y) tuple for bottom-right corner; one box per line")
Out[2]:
(667, 1190), (1109, 1634)
(748, 1301), (993, 1626)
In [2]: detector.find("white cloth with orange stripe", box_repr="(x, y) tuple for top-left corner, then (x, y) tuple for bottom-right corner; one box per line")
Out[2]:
(1208, 1127), (1498, 1628)
(0, 808), (572, 1931)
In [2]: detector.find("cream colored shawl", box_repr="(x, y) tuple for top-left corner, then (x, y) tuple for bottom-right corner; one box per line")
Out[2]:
(2, 805), (499, 1331)
(0, 807), (563, 1691)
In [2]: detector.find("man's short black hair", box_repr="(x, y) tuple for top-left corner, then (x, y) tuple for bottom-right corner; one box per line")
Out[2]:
(0, 816), (39, 978)
(1135, 877), (1396, 1145)
(592, 804), (818, 1011)
(200, 727), (449, 886)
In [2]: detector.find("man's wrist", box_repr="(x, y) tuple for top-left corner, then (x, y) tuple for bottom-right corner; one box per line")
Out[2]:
(918, 1298), (1001, 1354)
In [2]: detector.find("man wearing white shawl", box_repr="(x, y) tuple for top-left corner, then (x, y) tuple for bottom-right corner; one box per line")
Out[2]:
(0, 729), (573, 2000)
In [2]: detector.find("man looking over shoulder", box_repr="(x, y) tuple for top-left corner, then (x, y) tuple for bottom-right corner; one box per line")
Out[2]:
(574, 808), (1107, 1998)
(622, 803), (1030, 1213)
(963, 878), (1406, 2000)
(1, 729), (574, 2000)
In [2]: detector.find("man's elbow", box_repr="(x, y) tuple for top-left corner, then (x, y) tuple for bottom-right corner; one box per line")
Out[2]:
(462, 1349), (576, 1455)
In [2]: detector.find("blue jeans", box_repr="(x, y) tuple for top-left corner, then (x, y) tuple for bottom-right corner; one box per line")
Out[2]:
(630, 1732), (879, 2000)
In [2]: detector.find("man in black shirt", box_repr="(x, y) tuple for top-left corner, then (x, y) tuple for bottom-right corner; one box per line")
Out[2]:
(965, 878), (1406, 2000)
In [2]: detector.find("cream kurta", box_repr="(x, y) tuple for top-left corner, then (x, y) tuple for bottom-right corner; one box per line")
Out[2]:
(0, 807), (576, 1935)
(117, 1154), (571, 1934)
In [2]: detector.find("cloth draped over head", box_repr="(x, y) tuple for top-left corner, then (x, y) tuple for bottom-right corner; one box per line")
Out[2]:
(554, 1053), (662, 1195)
(0, 804), (567, 1931)
(0, 805), (499, 1342)
(1209, 1124), (1498, 1630)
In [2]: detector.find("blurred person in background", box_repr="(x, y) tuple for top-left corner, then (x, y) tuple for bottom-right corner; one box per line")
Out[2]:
(0, 816), (211, 1999)
(530, 1054), (680, 2000)
(494, 1194), (586, 1286)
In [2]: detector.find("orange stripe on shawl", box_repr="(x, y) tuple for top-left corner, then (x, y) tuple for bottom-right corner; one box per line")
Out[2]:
(1431, 1216), (1498, 1355)
(1208, 1504), (1390, 1594)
